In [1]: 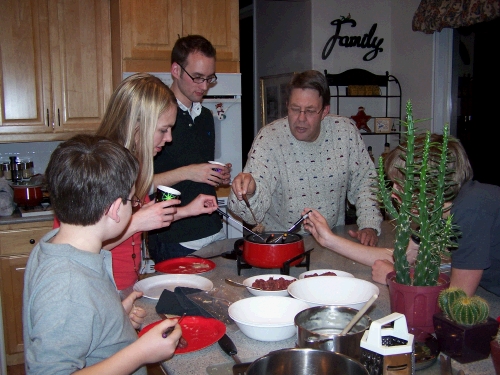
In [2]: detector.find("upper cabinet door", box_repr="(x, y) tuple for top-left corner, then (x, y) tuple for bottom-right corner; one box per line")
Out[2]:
(0, 0), (112, 142)
(181, 0), (239, 73)
(0, 0), (53, 133)
(49, 0), (112, 134)
(117, 0), (182, 73)
(111, 0), (239, 81)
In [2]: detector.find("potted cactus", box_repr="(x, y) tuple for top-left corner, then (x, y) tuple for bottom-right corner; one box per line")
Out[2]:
(378, 100), (456, 333)
(491, 326), (500, 375)
(433, 288), (499, 363)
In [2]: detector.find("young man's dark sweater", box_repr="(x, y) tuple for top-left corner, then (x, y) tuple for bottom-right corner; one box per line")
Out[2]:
(150, 106), (222, 245)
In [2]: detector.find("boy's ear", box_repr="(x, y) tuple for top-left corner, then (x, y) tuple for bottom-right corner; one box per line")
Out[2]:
(106, 198), (123, 223)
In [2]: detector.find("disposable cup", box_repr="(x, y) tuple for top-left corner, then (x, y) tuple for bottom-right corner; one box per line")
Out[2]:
(156, 185), (181, 202)
(208, 161), (226, 173)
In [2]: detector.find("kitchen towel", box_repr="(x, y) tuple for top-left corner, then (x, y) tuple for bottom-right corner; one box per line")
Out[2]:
(156, 287), (213, 318)
(156, 287), (234, 324)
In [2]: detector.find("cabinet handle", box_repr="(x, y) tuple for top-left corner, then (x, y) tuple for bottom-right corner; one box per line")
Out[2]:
(46, 108), (50, 127)
(58, 108), (60, 127)
(29, 239), (35, 244)
(15, 267), (26, 271)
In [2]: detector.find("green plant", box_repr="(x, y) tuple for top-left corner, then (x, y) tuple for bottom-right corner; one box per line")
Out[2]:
(377, 100), (457, 286)
(438, 287), (467, 318)
(438, 288), (489, 326)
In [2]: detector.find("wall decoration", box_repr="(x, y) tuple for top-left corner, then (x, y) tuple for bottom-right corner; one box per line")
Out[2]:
(322, 16), (384, 61)
(259, 73), (295, 128)
(351, 106), (372, 132)
(374, 117), (392, 133)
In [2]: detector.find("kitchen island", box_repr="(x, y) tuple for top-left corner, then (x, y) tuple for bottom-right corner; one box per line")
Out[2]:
(133, 221), (499, 375)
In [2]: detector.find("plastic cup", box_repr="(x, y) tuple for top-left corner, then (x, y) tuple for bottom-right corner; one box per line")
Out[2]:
(156, 185), (181, 202)
(208, 161), (226, 173)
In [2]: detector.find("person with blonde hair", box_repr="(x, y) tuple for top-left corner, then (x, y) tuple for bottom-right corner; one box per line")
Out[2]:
(303, 133), (500, 297)
(55, 73), (218, 290)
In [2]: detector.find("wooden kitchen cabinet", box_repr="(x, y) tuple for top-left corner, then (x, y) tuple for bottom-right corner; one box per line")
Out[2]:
(0, 0), (113, 143)
(111, 0), (240, 86)
(0, 220), (53, 365)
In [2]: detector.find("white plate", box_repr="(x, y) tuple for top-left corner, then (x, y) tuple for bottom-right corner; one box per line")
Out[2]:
(133, 274), (213, 300)
(298, 269), (354, 279)
(242, 274), (297, 296)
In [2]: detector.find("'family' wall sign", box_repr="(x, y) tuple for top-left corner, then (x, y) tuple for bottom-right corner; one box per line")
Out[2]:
(322, 15), (384, 62)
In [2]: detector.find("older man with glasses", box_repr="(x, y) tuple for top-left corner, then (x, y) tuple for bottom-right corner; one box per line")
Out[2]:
(149, 35), (232, 263)
(229, 70), (382, 246)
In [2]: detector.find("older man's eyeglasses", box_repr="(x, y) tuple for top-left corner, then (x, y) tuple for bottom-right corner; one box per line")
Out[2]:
(124, 195), (142, 208)
(179, 65), (217, 84)
(288, 106), (323, 118)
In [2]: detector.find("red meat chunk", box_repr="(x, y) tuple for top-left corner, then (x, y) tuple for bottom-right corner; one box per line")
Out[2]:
(251, 277), (295, 290)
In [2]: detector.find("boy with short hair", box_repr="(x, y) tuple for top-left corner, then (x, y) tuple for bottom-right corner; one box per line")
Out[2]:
(23, 134), (182, 374)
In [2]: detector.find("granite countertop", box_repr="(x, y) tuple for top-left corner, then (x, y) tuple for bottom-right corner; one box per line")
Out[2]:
(131, 221), (499, 375)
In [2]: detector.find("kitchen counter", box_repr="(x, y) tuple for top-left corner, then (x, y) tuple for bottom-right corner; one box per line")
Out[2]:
(132, 221), (500, 375)
(0, 208), (53, 225)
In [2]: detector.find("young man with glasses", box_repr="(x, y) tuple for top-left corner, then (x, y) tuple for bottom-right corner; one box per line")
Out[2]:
(149, 35), (232, 263)
(229, 70), (382, 246)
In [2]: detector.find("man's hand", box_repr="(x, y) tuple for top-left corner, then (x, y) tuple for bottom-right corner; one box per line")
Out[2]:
(231, 172), (257, 199)
(348, 228), (378, 246)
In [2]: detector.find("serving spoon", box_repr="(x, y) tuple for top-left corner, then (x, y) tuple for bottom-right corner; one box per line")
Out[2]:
(225, 278), (263, 291)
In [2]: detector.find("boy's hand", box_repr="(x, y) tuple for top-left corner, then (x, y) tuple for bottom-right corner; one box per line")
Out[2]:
(137, 319), (182, 363)
(122, 291), (146, 329)
(132, 199), (179, 232)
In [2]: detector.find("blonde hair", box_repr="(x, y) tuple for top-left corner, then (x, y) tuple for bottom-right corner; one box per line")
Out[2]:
(96, 73), (176, 199)
(384, 133), (473, 199)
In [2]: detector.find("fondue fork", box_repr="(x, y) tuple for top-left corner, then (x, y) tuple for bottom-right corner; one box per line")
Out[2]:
(217, 208), (265, 241)
(242, 193), (260, 226)
(272, 210), (312, 243)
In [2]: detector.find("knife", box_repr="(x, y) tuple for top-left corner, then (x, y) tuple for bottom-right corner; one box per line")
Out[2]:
(218, 333), (241, 364)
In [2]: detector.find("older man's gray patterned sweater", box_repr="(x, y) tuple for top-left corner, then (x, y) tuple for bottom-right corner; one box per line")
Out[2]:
(228, 114), (382, 234)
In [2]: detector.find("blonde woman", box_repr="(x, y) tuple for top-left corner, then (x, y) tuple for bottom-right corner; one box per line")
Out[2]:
(55, 73), (217, 290)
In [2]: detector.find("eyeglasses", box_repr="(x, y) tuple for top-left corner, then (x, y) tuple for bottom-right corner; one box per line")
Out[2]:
(179, 64), (217, 84)
(288, 106), (323, 118)
(124, 195), (142, 208)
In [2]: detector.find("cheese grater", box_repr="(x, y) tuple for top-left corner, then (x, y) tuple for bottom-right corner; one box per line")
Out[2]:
(360, 313), (415, 375)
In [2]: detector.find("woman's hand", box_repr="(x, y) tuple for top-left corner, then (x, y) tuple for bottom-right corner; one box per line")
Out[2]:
(176, 194), (218, 220)
(130, 199), (180, 232)
(371, 259), (394, 285)
(302, 208), (333, 248)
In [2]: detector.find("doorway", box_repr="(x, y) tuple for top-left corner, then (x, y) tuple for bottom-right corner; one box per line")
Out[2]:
(454, 18), (500, 187)
(240, 0), (254, 167)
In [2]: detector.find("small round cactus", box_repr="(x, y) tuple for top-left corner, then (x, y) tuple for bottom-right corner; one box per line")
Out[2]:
(438, 287), (467, 318)
(450, 296), (489, 326)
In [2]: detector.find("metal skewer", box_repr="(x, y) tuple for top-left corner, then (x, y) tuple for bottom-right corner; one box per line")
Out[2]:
(272, 210), (312, 243)
(217, 208), (265, 241)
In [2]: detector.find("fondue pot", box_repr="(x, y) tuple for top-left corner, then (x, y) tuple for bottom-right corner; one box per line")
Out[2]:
(11, 183), (43, 207)
(238, 232), (305, 269)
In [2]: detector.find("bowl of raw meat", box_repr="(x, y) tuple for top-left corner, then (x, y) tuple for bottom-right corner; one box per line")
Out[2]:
(298, 269), (354, 279)
(242, 274), (297, 296)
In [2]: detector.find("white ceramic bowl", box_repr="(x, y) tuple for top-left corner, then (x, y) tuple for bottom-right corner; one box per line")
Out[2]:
(287, 276), (379, 310)
(298, 269), (354, 279)
(242, 274), (297, 296)
(228, 296), (309, 341)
